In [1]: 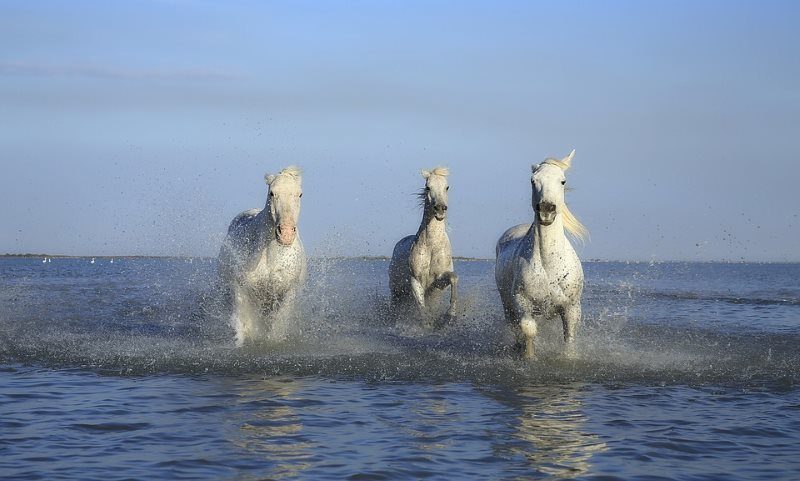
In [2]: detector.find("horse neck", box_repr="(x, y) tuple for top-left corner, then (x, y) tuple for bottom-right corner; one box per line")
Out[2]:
(416, 204), (447, 245)
(257, 197), (276, 245)
(529, 216), (567, 266)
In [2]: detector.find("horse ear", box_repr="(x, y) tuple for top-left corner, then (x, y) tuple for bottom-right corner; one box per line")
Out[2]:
(531, 164), (539, 174)
(561, 149), (576, 170)
(421, 169), (431, 179)
(265, 173), (276, 185)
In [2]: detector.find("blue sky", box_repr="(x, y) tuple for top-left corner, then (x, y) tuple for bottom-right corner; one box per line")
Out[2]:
(1, 1), (798, 261)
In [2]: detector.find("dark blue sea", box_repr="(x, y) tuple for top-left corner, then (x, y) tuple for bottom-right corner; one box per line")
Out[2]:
(1, 257), (799, 480)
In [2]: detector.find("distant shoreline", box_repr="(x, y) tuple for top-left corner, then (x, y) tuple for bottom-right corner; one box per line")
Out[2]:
(2, 253), (797, 264)
(0, 253), (487, 262)
(1, 254), (182, 260)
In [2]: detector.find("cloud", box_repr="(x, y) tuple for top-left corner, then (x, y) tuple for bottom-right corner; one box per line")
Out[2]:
(0, 62), (238, 81)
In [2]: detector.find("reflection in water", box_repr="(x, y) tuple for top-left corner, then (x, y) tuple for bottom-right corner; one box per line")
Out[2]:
(490, 384), (608, 478)
(226, 378), (315, 480)
(406, 387), (453, 453)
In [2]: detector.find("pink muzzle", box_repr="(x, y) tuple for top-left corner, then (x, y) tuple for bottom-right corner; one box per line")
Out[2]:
(276, 223), (297, 246)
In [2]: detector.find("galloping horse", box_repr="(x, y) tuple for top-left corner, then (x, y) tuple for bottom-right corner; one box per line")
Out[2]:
(219, 166), (306, 345)
(389, 167), (458, 324)
(495, 150), (588, 358)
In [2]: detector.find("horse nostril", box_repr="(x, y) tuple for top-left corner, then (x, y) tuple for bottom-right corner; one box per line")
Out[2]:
(443, 205), (448, 211)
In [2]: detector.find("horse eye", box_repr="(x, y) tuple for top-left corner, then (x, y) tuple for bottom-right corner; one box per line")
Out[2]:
(425, 186), (430, 191)
(299, 193), (303, 198)
(561, 180), (566, 185)
(269, 191), (274, 197)
(446, 186), (450, 191)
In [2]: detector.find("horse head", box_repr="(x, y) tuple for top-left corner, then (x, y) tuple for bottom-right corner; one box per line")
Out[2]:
(530, 150), (588, 241)
(265, 166), (302, 246)
(420, 167), (450, 221)
(531, 150), (575, 226)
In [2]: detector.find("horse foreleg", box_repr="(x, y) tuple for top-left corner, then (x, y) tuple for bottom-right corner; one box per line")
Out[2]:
(520, 316), (538, 359)
(432, 272), (459, 318)
(410, 277), (426, 311)
(561, 303), (581, 358)
(514, 294), (539, 359)
(232, 285), (258, 346)
(269, 287), (299, 340)
(446, 272), (458, 318)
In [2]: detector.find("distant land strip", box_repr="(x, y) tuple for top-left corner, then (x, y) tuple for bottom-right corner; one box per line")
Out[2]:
(1, 253), (489, 261)
(3, 254), (796, 264)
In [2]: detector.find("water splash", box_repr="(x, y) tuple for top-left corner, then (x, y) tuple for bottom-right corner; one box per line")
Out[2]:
(0, 258), (798, 388)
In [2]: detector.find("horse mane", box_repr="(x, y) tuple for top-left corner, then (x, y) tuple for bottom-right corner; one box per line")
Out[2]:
(539, 158), (570, 171)
(533, 161), (589, 243)
(279, 166), (302, 179)
(427, 167), (449, 177)
(415, 188), (432, 208)
(561, 203), (589, 244)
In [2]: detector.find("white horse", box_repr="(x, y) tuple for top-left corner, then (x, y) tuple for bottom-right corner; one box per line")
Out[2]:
(389, 167), (458, 324)
(495, 150), (588, 358)
(218, 166), (306, 346)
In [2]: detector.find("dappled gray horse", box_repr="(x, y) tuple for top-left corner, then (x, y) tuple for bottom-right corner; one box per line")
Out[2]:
(495, 150), (587, 358)
(389, 167), (458, 323)
(219, 166), (306, 345)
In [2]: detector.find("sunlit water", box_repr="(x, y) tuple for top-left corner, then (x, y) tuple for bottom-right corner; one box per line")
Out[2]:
(1, 258), (799, 480)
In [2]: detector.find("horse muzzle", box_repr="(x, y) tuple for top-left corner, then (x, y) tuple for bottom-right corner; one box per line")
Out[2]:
(434, 204), (447, 221)
(275, 224), (297, 246)
(535, 202), (557, 226)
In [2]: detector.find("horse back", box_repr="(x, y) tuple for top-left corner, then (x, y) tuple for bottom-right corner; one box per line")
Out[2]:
(219, 208), (262, 278)
(388, 235), (416, 298)
(496, 223), (531, 256)
(227, 208), (261, 234)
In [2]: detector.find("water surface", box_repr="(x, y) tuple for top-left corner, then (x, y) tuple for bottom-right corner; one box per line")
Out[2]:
(1, 258), (799, 479)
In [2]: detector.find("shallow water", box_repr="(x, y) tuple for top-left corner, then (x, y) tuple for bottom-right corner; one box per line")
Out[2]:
(1, 258), (799, 479)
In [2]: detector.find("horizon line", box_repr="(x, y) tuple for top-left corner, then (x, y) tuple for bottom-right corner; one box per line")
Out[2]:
(3, 253), (798, 265)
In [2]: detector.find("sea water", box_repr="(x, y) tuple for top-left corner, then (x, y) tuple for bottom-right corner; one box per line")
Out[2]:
(1, 257), (799, 480)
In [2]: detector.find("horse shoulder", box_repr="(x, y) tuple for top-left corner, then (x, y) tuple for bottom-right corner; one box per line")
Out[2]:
(408, 237), (431, 279)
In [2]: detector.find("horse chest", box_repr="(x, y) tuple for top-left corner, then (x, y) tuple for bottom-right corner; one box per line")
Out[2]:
(246, 248), (302, 292)
(517, 257), (567, 305)
(410, 246), (451, 285)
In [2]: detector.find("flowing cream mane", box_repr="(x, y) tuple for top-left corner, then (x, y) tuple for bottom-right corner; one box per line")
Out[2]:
(427, 167), (449, 177)
(278, 166), (302, 179)
(536, 160), (589, 243)
(266, 165), (302, 187)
